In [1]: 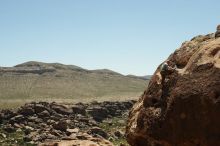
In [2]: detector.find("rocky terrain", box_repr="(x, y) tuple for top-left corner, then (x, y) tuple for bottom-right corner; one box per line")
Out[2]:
(0, 100), (136, 146)
(0, 62), (149, 108)
(126, 26), (220, 146)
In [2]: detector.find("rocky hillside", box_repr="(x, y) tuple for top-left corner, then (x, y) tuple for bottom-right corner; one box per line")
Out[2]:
(0, 61), (149, 102)
(0, 100), (136, 146)
(126, 26), (220, 146)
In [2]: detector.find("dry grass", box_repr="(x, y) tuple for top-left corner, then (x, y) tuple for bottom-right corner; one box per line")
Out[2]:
(0, 93), (143, 109)
(0, 64), (148, 109)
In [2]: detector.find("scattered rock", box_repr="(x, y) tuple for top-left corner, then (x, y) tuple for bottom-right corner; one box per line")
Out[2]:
(0, 133), (6, 138)
(1, 110), (16, 120)
(67, 128), (79, 133)
(34, 104), (49, 113)
(24, 126), (34, 135)
(72, 104), (86, 115)
(0, 100), (135, 145)
(0, 113), (3, 124)
(114, 130), (124, 138)
(87, 106), (108, 122)
(87, 127), (108, 139)
(18, 106), (35, 116)
(51, 103), (72, 115)
(53, 120), (68, 132)
(9, 115), (25, 124)
(3, 124), (16, 133)
(38, 110), (50, 118)
(23, 135), (32, 142)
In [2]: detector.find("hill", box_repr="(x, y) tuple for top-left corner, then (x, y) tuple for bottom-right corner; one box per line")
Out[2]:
(126, 75), (152, 80)
(0, 61), (149, 106)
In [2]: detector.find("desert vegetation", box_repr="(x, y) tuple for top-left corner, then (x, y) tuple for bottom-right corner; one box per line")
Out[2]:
(0, 61), (149, 109)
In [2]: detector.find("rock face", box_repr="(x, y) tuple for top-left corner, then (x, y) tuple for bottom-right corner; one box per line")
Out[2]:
(215, 25), (220, 38)
(126, 29), (220, 145)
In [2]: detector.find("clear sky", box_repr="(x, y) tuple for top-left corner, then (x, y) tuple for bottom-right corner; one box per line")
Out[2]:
(0, 0), (219, 75)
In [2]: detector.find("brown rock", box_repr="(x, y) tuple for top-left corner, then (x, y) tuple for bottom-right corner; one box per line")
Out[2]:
(18, 106), (35, 116)
(52, 120), (68, 132)
(41, 133), (114, 146)
(3, 124), (16, 133)
(0, 113), (3, 124)
(215, 24), (220, 38)
(126, 30), (220, 146)
(114, 130), (124, 138)
(87, 127), (108, 139)
(9, 115), (25, 124)
(72, 104), (86, 115)
(38, 110), (50, 118)
(0, 133), (7, 138)
(42, 139), (113, 146)
(87, 106), (108, 122)
(51, 103), (72, 115)
(34, 104), (49, 113)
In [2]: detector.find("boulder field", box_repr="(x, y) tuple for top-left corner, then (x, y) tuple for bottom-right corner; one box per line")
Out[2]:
(0, 100), (135, 146)
(126, 26), (220, 146)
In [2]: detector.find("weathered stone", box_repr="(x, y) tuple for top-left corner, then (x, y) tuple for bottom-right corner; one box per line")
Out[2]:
(0, 113), (3, 124)
(42, 137), (114, 146)
(126, 28), (220, 146)
(72, 105), (86, 115)
(67, 128), (79, 133)
(87, 127), (108, 139)
(18, 106), (35, 116)
(51, 103), (72, 115)
(38, 110), (50, 118)
(3, 124), (16, 133)
(13, 123), (22, 128)
(23, 135), (32, 142)
(24, 126), (34, 135)
(87, 106), (108, 122)
(114, 130), (124, 138)
(0, 133), (6, 138)
(34, 104), (49, 113)
(45, 134), (57, 140)
(50, 129), (63, 137)
(215, 24), (220, 38)
(46, 119), (56, 125)
(9, 115), (25, 124)
(1, 110), (16, 120)
(53, 120), (68, 131)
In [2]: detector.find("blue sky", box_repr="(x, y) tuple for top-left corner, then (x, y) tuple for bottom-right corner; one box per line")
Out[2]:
(0, 0), (219, 75)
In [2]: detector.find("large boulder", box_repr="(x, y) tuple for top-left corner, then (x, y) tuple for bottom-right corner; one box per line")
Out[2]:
(126, 29), (220, 145)
(215, 24), (220, 38)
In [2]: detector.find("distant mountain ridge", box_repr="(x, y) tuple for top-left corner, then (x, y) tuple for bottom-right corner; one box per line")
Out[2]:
(0, 61), (150, 101)
(1, 61), (151, 78)
(126, 75), (152, 80)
